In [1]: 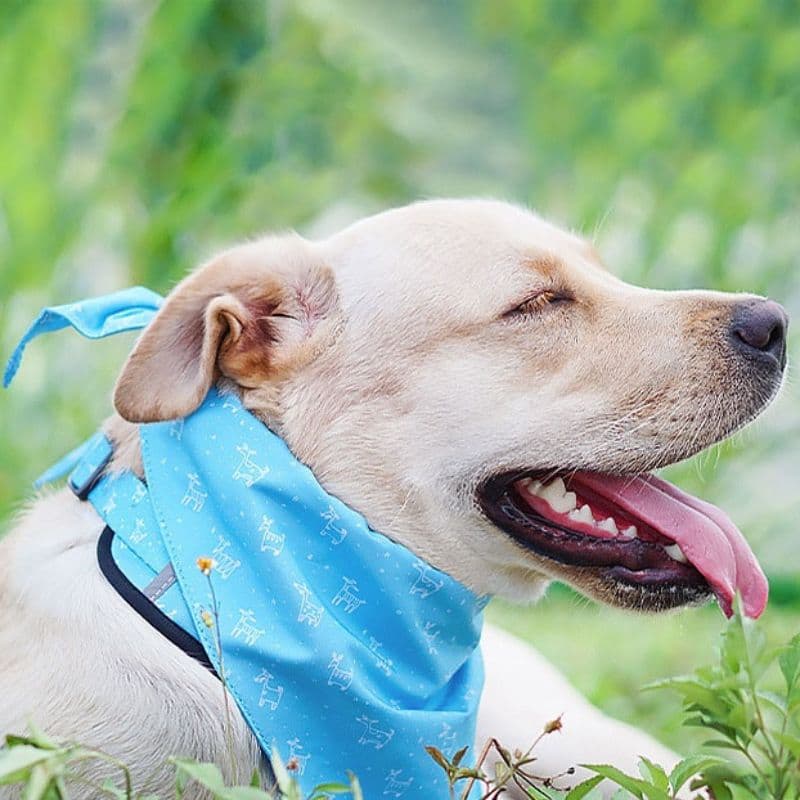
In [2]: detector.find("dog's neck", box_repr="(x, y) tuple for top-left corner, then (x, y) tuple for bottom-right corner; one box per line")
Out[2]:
(99, 379), (521, 601)
(104, 414), (145, 478)
(103, 380), (285, 481)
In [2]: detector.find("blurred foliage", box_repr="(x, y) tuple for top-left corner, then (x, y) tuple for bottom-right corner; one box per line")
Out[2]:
(1, 0), (799, 760)
(4, 0), (797, 568)
(487, 593), (799, 755)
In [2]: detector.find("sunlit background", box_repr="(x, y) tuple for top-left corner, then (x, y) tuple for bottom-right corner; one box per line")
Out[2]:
(2, 0), (799, 755)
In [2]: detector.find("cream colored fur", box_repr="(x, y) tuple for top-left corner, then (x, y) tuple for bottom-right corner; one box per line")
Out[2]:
(0, 199), (779, 797)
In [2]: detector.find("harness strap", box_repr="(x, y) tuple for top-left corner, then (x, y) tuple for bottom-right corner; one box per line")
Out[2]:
(95, 527), (215, 673)
(6, 287), (485, 798)
(68, 438), (209, 669)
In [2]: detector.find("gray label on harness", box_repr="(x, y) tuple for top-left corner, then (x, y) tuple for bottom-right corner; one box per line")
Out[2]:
(144, 564), (177, 601)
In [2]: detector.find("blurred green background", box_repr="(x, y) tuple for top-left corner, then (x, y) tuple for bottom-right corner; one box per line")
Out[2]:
(1, 0), (799, 756)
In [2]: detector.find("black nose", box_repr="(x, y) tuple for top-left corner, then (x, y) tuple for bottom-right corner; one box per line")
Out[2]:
(731, 299), (789, 369)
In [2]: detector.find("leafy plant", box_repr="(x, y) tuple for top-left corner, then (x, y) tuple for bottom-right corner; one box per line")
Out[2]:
(0, 725), (362, 800)
(429, 605), (800, 799)
(637, 607), (800, 799)
(426, 717), (576, 799)
(3, 607), (800, 800)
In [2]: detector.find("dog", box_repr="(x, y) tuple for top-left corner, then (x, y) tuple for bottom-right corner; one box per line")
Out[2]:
(0, 199), (787, 798)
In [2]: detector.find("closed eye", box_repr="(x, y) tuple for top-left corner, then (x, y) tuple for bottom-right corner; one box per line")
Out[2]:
(503, 290), (574, 318)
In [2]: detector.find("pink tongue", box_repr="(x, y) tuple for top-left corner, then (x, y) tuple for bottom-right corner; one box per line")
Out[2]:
(575, 472), (768, 619)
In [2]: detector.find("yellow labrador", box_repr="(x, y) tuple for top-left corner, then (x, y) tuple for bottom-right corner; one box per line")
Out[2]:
(0, 199), (787, 797)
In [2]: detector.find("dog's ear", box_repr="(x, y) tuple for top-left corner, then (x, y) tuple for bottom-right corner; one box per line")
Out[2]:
(113, 237), (338, 423)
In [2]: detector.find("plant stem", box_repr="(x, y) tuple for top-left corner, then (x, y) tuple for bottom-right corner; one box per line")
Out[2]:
(205, 572), (238, 786)
(458, 738), (494, 800)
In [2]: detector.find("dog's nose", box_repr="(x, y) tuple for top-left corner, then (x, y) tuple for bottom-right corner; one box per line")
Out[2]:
(731, 299), (789, 369)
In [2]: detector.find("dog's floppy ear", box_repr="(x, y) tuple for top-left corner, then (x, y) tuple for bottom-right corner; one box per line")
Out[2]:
(113, 237), (338, 423)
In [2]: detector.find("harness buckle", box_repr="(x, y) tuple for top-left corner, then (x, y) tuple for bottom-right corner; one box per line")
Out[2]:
(68, 435), (113, 501)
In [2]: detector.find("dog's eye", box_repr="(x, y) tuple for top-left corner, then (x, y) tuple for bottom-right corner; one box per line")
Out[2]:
(505, 291), (573, 318)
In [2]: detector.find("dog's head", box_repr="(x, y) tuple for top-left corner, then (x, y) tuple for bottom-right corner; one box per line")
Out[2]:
(114, 199), (787, 616)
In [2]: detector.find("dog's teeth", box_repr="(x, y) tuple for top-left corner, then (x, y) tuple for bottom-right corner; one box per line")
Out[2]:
(562, 492), (577, 512)
(598, 517), (618, 534)
(546, 491), (577, 514)
(620, 525), (638, 539)
(524, 480), (543, 497)
(539, 478), (565, 503)
(568, 504), (594, 525)
(664, 543), (688, 563)
(541, 477), (566, 497)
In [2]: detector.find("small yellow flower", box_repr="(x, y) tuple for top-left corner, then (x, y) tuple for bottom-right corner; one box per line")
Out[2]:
(196, 556), (215, 575)
(200, 610), (215, 628)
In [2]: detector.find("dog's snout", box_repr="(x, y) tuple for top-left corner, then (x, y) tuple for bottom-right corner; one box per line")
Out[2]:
(731, 299), (789, 369)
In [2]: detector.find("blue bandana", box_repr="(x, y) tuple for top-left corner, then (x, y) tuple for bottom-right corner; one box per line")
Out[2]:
(6, 289), (487, 799)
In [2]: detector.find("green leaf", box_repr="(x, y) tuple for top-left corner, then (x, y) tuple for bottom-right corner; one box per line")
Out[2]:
(24, 724), (59, 752)
(581, 764), (670, 800)
(21, 764), (55, 800)
(565, 775), (604, 800)
(701, 739), (744, 751)
(696, 775), (733, 800)
(649, 677), (732, 717)
(0, 746), (53, 785)
(494, 759), (512, 785)
(779, 635), (800, 692)
(452, 746), (469, 767)
(637, 758), (668, 791)
(221, 787), (275, 800)
(171, 759), (227, 795)
(775, 731), (800, 758)
(269, 747), (292, 794)
(310, 782), (352, 794)
(4, 736), (39, 749)
(756, 690), (787, 714)
(425, 746), (450, 773)
(5, 729), (58, 753)
(98, 778), (128, 800)
(668, 755), (727, 792)
(346, 771), (363, 800)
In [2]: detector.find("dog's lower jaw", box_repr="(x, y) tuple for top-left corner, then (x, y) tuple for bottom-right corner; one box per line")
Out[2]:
(490, 564), (552, 604)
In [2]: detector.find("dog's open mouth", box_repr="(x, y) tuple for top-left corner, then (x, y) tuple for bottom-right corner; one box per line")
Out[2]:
(478, 470), (768, 618)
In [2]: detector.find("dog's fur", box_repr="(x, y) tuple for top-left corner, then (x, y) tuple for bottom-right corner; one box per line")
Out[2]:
(0, 199), (783, 797)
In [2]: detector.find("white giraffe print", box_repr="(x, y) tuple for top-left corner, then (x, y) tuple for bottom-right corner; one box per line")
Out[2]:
(356, 715), (395, 749)
(180, 473), (207, 512)
(232, 444), (269, 488)
(254, 669), (284, 711)
(327, 652), (354, 691)
(331, 577), (366, 614)
(231, 609), (265, 646)
(383, 770), (413, 797)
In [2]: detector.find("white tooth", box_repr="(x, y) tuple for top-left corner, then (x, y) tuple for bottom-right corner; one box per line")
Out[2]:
(664, 544), (688, 563)
(524, 480), (543, 497)
(568, 504), (594, 525)
(546, 490), (576, 514)
(539, 479), (565, 504)
(598, 517), (618, 534)
(540, 477), (566, 499)
(621, 525), (638, 539)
